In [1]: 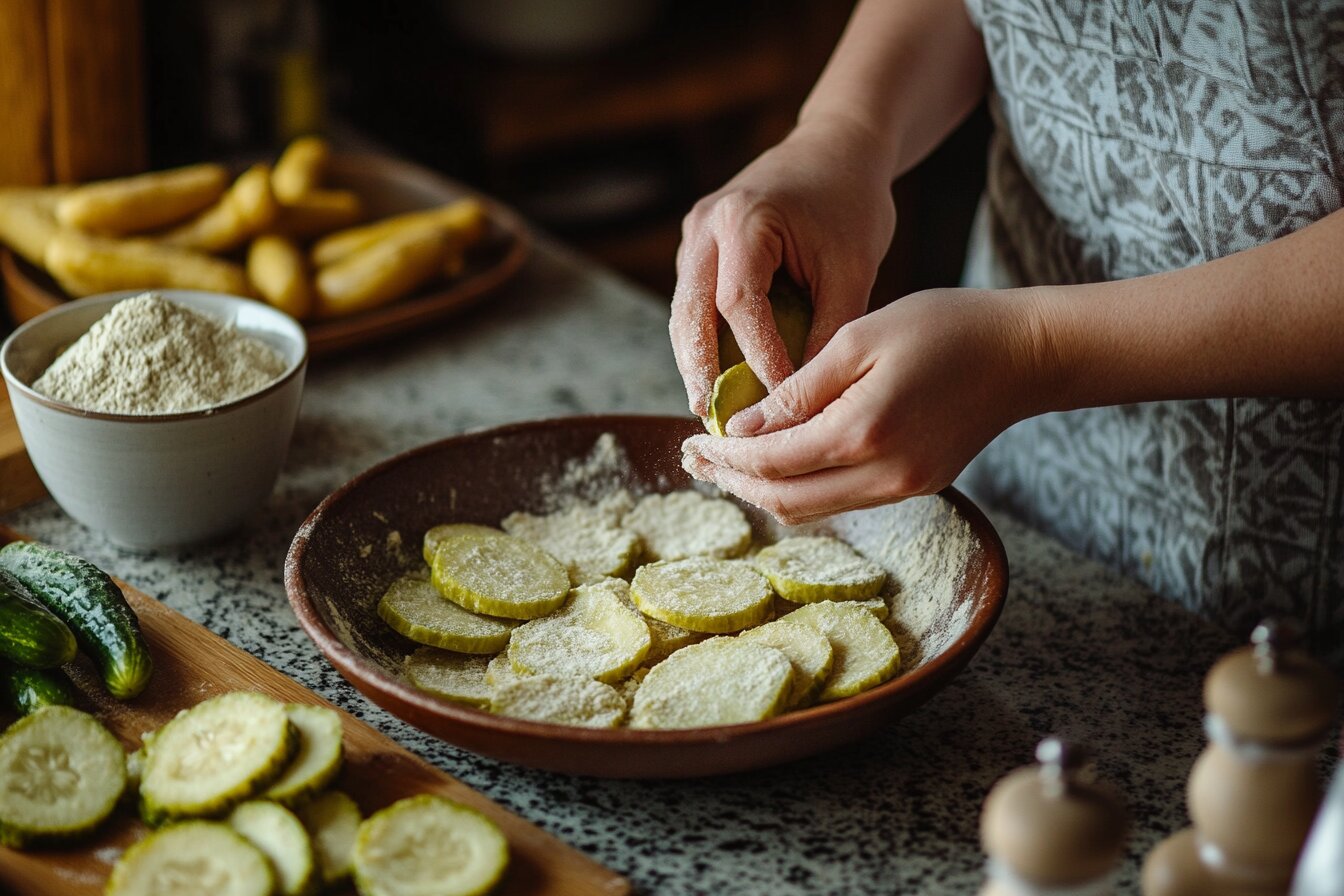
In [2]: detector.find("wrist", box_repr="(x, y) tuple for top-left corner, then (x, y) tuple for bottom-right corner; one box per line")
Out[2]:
(1002, 285), (1078, 417)
(790, 109), (903, 185)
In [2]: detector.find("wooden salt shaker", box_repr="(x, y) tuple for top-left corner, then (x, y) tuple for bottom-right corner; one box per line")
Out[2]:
(980, 737), (1128, 895)
(1142, 619), (1340, 896)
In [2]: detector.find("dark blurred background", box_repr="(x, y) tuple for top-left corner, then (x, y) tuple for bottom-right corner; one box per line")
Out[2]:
(0, 0), (990, 320)
(140, 0), (991, 304)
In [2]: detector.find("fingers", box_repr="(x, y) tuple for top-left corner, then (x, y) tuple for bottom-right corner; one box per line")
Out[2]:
(725, 326), (871, 437)
(669, 239), (721, 416)
(714, 238), (793, 391)
(682, 451), (904, 526)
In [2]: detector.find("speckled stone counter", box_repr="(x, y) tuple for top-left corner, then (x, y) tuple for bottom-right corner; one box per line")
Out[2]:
(3, 238), (1269, 894)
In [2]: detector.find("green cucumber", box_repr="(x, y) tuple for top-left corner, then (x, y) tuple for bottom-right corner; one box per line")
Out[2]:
(0, 567), (77, 669)
(1, 661), (76, 715)
(0, 542), (152, 699)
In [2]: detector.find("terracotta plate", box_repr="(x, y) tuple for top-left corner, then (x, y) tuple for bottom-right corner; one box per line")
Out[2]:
(1, 152), (531, 357)
(285, 415), (1008, 778)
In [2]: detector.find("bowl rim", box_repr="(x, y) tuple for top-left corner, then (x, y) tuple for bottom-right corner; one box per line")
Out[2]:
(284, 414), (1010, 747)
(1, 289), (309, 422)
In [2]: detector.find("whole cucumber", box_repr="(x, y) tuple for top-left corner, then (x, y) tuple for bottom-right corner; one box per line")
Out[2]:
(1, 662), (76, 715)
(0, 543), (152, 700)
(0, 568), (78, 669)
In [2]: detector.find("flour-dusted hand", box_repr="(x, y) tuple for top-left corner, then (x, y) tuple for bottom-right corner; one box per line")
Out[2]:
(669, 120), (896, 417)
(681, 288), (1054, 525)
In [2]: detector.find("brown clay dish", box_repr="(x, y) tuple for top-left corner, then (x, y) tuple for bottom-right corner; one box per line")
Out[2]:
(285, 415), (1008, 778)
(1, 151), (532, 357)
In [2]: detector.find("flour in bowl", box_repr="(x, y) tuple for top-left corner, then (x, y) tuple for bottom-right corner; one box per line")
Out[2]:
(33, 292), (287, 414)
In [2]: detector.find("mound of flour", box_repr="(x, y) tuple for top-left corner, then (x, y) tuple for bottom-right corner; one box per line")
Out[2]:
(33, 292), (287, 414)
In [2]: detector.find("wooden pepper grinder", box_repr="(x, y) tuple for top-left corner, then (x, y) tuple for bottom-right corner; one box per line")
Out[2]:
(980, 737), (1129, 895)
(1142, 619), (1340, 896)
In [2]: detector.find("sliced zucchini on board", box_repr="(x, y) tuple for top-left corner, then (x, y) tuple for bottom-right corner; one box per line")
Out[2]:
(139, 691), (297, 825)
(229, 800), (319, 896)
(264, 702), (345, 807)
(0, 541), (153, 699)
(296, 790), (362, 887)
(0, 706), (125, 848)
(0, 566), (78, 669)
(107, 820), (275, 896)
(1, 661), (76, 715)
(353, 795), (509, 896)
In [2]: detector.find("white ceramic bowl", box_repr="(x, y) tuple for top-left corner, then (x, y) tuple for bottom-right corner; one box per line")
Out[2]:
(1, 290), (307, 549)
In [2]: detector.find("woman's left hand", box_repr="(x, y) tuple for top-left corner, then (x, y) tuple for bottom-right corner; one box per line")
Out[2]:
(681, 287), (1056, 525)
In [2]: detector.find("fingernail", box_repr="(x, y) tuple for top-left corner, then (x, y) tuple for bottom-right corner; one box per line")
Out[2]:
(726, 406), (765, 437)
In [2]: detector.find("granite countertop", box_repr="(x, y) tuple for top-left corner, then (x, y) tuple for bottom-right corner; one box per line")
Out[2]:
(3, 238), (1256, 894)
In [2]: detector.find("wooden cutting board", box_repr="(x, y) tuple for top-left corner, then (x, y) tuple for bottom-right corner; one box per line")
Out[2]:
(0, 389), (46, 513)
(0, 526), (630, 896)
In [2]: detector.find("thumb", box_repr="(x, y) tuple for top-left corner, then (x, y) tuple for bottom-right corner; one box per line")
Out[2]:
(726, 328), (869, 437)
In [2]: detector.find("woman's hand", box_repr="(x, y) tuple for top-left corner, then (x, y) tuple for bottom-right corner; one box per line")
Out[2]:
(681, 287), (1056, 525)
(669, 118), (897, 417)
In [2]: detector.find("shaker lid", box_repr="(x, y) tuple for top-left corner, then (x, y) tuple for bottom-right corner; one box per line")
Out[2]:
(981, 738), (1128, 887)
(1205, 619), (1338, 744)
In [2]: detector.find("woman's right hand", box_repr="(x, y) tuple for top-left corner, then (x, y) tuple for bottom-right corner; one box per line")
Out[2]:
(669, 116), (897, 417)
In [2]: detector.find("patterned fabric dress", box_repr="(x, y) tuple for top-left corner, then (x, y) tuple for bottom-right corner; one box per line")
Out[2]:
(956, 0), (1344, 666)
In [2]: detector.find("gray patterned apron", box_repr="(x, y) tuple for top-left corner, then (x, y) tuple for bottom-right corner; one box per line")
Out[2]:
(956, 0), (1344, 666)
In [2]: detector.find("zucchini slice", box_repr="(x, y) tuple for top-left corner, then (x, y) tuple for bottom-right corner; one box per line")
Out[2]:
(0, 542), (153, 699)
(296, 789), (362, 886)
(353, 794), (509, 896)
(0, 567), (77, 669)
(229, 800), (319, 896)
(0, 705), (125, 848)
(139, 691), (296, 825)
(107, 820), (275, 896)
(264, 702), (345, 807)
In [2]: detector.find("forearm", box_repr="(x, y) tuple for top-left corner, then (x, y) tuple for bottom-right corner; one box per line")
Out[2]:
(1037, 209), (1344, 410)
(797, 0), (989, 182)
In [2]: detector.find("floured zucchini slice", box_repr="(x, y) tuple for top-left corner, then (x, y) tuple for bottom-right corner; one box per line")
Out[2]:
(229, 800), (318, 896)
(379, 575), (518, 654)
(706, 362), (768, 437)
(620, 491), (752, 561)
(422, 523), (500, 565)
(630, 638), (792, 729)
(0, 705), (125, 848)
(353, 795), (509, 896)
(630, 558), (773, 634)
(107, 820), (275, 896)
(774, 594), (888, 621)
(501, 504), (643, 584)
(752, 535), (887, 603)
(507, 582), (650, 683)
(491, 675), (627, 728)
(297, 790), (362, 887)
(430, 529), (569, 620)
(264, 703), (344, 807)
(738, 619), (834, 709)
(404, 648), (492, 708)
(782, 601), (901, 702)
(485, 650), (528, 690)
(139, 691), (297, 826)
(610, 577), (704, 663)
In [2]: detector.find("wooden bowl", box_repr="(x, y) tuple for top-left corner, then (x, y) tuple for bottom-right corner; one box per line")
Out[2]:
(1, 151), (532, 357)
(284, 415), (1008, 778)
